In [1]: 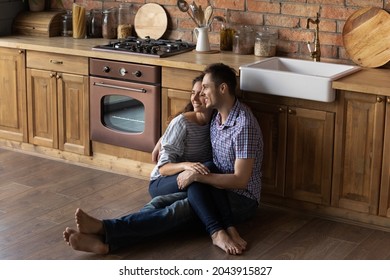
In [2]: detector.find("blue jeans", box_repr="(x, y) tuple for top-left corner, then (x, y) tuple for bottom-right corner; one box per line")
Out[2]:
(185, 162), (235, 235)
(102, 191), (258, 252)
(102, 192), (197, 252)
(149, 174), (185, 197)
(149, 162), (234, 235)
(103, 191), (257, 251)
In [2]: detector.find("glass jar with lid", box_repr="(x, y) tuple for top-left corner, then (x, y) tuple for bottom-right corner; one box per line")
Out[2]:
(232, 25), (255, 55)
(87, 9), (102, 38)
(117, 3), (133, 39)
(102, 8), (118, 39)
(254, 27), (278, 57)
(220, 21), (235, 51)
(61, 10), (73, 37)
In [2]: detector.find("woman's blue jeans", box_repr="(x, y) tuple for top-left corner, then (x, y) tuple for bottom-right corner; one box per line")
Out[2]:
(102, 192), (197, 252)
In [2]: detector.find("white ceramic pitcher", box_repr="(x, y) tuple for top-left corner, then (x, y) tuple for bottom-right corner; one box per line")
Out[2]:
(194, 26), (210, 52)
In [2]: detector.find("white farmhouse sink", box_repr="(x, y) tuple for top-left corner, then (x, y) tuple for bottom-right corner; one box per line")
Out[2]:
(239, 57), (361, 102)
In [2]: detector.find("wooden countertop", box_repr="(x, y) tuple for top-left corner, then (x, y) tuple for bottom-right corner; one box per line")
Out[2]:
(332, 68), (390, 96)
(1, 35), (389, 95)
(0, 35), (262, 72)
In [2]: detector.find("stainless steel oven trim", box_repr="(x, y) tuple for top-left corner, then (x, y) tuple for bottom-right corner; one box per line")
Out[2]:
(93, 81), (147, 93)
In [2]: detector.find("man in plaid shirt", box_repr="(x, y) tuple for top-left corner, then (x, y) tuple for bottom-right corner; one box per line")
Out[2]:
(177, 63), (263, 254)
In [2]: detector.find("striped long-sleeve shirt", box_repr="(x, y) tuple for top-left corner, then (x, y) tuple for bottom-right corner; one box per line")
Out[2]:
(150, 114), (212, 181)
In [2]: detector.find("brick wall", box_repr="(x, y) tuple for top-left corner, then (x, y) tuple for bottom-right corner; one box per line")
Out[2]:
(59, 0), (390, 63)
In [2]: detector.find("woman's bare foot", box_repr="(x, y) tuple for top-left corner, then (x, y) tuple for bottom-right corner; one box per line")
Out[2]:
(227, 226), (247, 250)
(75, 208), (104, 235)
(211, 229), (242, 255)
(63, 227), (77, 245)
(68, 230), (109, 254)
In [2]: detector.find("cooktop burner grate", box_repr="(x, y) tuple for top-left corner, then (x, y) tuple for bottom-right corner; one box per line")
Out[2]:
(92, 36), (196, 57)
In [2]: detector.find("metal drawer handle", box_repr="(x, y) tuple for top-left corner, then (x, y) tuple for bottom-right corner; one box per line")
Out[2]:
(50, 59), (63, 64)
(93, 82), (147, 93)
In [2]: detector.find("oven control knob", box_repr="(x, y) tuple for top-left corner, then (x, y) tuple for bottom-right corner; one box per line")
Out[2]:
(119, 68), (128, 76)
(103, 66), (110, 73)
(133, 70), (142, 78)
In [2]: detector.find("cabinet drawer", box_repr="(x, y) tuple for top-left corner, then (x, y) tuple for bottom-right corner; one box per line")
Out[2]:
(27, 51), (88, 75)
(162, 67), (201, 90)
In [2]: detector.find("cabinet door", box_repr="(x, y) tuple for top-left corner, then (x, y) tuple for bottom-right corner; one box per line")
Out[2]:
(0, 48), (27, 142)
(332, 91), (385, 214)
(26, 68), (58, 148)
(379, 97), (390, 217)
(245, 101), (287, 196)
(161, 88), (192, 133)
(285, 107), (334, 205)
(57, 73), (90, 155)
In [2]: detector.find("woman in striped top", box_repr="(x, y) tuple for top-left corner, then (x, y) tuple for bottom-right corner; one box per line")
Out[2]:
(148, 74), (213, 197)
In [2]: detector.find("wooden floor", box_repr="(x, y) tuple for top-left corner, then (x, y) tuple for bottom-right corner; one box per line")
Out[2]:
(2, 147), (390, 260)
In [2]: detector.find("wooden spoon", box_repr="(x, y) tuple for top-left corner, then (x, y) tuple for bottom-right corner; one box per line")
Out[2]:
(204, 5), (213, 27)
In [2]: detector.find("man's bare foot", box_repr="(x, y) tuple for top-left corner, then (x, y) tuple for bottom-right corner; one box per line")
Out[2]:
(211, 229), (242, 255)
(68, 230), (109, 254)
(63, 227), (77, 245)
(75, 208), (104, 235)
(227, 226), (247, 250)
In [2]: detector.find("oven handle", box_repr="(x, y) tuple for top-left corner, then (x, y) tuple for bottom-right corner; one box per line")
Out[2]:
(93, 82), (147, 93)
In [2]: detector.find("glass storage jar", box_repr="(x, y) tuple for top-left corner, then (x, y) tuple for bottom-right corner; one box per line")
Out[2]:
(72, 3), (86, 39)
(102, 8), (118, 39)
(87, 9), (102, 38)
(254, 27), (277, 57)
(117, 3), (132, 39)
(232, 25), (255, 55)
(61, 10), (73, 37)
(220, 22), (235, 51)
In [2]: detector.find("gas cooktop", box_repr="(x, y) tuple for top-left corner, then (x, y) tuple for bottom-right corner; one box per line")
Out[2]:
(92, 36), (196, 58)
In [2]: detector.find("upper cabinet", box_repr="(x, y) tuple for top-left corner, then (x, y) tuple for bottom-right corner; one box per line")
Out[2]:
(0, 47), (27, 142)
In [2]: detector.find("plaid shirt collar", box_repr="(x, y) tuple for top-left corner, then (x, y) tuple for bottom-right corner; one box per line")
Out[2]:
(215, 98), (239, 129)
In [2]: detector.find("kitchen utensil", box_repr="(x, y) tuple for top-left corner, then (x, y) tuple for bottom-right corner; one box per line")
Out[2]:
(204, 5), (213, 26)
(342, 7), (390, 68)
(134, 3), (168, 39)
(190, 1), (200, 25)
(177, 0), (199, 26)
(198, 5), (204, 26)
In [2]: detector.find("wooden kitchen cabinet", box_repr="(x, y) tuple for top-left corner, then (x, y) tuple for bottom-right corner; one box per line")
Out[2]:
(378, 96), (390, 217)
(0, 47), (27, 142)
(244, 100), (287, 196)
(26, 51), (90, 155)
(332, 91), (385, 215)
(161, 67), (201, 132)
(243, 93), (334, 205)
(161, 88), (192, 132)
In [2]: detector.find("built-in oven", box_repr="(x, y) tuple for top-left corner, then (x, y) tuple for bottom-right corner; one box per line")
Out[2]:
(89, 58), (161, 152)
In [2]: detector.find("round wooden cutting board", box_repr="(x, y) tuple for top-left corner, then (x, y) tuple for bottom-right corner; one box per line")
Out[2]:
(343, 7), (390, 68)
(134, 3), (168, 39)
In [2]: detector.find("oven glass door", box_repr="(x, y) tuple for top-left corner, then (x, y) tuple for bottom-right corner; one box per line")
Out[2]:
(103, 95), (145, 133)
